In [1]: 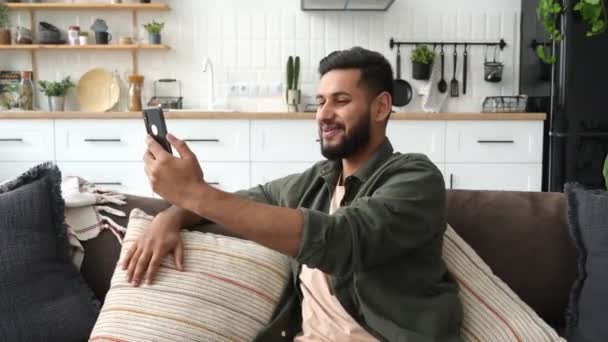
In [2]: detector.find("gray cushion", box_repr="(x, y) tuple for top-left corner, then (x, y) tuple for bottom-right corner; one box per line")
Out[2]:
(565, 183), (608, 342)
(0, 162), (100, 341)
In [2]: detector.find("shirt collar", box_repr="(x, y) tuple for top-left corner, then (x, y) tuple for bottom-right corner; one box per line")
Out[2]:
(320, 138), (394, 186)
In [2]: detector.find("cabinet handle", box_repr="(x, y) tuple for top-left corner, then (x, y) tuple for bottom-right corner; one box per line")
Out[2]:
(476, 139), (515, 144)
(183, 139), (220, 142)
(84, 138), (122, 142)
(0, 138), (23, 142)
(208, 182), (220, 185)
(315, 139), (321, 142)
(93, 182), (123, 186)
(449, 173), (454, 189)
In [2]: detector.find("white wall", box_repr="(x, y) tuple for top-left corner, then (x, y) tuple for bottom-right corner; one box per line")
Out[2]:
(3, 0), (521, 112)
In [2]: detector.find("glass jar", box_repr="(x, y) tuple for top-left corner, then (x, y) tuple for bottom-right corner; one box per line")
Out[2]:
(68, 26), (80, 45)
(127, 74), (144, 112)
(19, 71), (34, 111)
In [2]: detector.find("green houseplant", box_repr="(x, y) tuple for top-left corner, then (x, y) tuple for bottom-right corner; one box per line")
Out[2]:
(38, 76), (75, 112)
(143, 20), (164, 44)
(410, 45), (435, 80)
(537, 0), (607, 64)
(286, 55), (301, 112)
(574, 0), (607, 36)
(537, 0), (563, 64)
(0, 3), (11, 45)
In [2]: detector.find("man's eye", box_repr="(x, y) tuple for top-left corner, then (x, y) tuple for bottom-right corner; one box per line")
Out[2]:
(337, 98), (349, 103)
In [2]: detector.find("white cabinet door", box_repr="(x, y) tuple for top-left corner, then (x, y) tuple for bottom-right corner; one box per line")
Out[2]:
(387, 121), (446, 163)
(0, 120), (54, 161)
(168, 120), (249, 162)
(251, 162), (315, 186)
(55, 120), (145, 162)
(0, 161), (46, 182)
(446, 121), (543, 163)
(251, 120), (321, 162)
(57, 162), (152, 197)
(444, 163), (542, 191)
(201, 162), (250, 193)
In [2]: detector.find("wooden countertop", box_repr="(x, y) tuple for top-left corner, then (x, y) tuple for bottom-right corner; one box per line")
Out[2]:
(0, 111), (547, 121)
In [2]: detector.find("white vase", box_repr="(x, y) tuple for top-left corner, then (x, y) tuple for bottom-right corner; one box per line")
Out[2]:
(286, 89), (301, 112)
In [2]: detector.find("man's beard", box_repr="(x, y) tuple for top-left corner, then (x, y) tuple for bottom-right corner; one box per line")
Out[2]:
(319, 110), (371, 160)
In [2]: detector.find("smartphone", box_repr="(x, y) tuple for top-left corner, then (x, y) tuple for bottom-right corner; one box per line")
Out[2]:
(143, 107), (172, 154)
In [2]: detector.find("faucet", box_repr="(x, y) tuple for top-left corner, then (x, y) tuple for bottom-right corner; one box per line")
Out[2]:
(203, 57), (215, 111)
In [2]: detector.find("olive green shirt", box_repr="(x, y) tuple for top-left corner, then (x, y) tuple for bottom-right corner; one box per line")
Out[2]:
(239, 138), (463, 342)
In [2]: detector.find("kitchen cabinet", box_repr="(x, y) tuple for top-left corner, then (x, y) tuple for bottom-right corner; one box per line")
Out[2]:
(0, 116), (545, 195)
(444, 164), (542, 191)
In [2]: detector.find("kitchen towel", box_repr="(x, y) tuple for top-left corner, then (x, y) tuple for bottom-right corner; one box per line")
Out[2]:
(61, 176), (128, 269)
(421, 51), (449, 113)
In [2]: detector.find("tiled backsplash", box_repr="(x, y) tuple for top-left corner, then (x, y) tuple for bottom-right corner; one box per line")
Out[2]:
(3, 0), (521, 112)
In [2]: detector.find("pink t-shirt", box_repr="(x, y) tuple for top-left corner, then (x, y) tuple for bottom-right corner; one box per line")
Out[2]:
(294, 180), (377, 342)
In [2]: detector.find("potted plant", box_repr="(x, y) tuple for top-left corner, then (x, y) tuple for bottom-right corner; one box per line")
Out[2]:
(410, 45), (434, 80)
(143, 20), (164, 44)
(38, 76), (75, 112)
(286, 55), (300, 112)
(0, 3), (11, 45)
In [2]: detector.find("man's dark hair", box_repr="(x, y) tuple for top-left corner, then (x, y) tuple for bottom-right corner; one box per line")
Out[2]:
(318, 47), (394, 99)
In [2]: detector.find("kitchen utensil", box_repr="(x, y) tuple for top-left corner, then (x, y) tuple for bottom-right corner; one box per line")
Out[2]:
(463, 44), (468, 94)
(148, 79), (183, 109)
(450, 44), (459, 97)
(437, 44), (447, 93)
(482, 95), (528, 113)
(484, 46), (504, 83)
(77, 68), (120, 112)
(392, 46), (413, 107)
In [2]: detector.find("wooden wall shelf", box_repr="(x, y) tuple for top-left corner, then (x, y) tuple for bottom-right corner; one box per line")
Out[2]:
(0, 44), (170, 51)
(5, 3), (170, 11)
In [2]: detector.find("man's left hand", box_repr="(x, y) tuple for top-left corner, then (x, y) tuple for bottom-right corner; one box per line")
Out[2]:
(143, 133), (206, 207)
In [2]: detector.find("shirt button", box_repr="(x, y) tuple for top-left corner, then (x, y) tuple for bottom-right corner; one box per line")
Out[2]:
(281, 331), (286, 337)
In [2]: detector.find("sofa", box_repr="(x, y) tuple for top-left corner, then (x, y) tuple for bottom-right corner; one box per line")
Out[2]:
(79, 189), (577, 336)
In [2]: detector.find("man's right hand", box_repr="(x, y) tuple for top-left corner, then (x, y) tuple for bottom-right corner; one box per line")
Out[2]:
(121, 211), (185, 287)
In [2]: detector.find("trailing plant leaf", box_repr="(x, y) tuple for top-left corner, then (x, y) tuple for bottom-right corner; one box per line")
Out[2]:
(537, 0), (563, 64)
(574, 0), (607, 36)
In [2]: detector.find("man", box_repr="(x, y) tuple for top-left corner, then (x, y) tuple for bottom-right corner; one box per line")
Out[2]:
(123, 47), (463, 341)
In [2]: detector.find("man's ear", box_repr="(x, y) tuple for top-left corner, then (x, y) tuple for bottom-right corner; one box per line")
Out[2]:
(372, 91), (392, 124)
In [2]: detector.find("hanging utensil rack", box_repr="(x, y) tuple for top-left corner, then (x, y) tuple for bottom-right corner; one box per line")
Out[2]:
(389, 38), (507, 50)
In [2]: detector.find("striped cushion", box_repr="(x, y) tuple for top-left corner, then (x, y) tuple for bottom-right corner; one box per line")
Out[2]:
(444, 224), (565, 342)
(89, 208), (291, 342)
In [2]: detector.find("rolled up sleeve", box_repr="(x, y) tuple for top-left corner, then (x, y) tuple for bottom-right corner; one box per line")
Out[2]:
(296, 158), (446, 276)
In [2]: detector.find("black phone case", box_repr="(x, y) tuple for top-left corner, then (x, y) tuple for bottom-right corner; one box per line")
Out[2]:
(143, 107), (172, 154)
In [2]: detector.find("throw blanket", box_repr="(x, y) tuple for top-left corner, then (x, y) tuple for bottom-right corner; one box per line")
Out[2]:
(61, 176), (128, 269)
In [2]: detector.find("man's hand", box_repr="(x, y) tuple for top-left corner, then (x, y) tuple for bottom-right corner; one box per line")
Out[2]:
(143, 133), (205, 207)
(121, 211), (185, 286)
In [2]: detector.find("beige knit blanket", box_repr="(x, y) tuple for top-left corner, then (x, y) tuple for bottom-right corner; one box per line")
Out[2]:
(61, 176), (128, 269)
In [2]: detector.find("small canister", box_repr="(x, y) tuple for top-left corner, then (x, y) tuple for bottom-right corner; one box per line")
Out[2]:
(68, 25), (80, 45)
(127, 74), (145, 112)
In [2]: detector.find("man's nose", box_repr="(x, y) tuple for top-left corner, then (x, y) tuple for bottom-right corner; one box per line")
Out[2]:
(316, 102), (335, 122)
